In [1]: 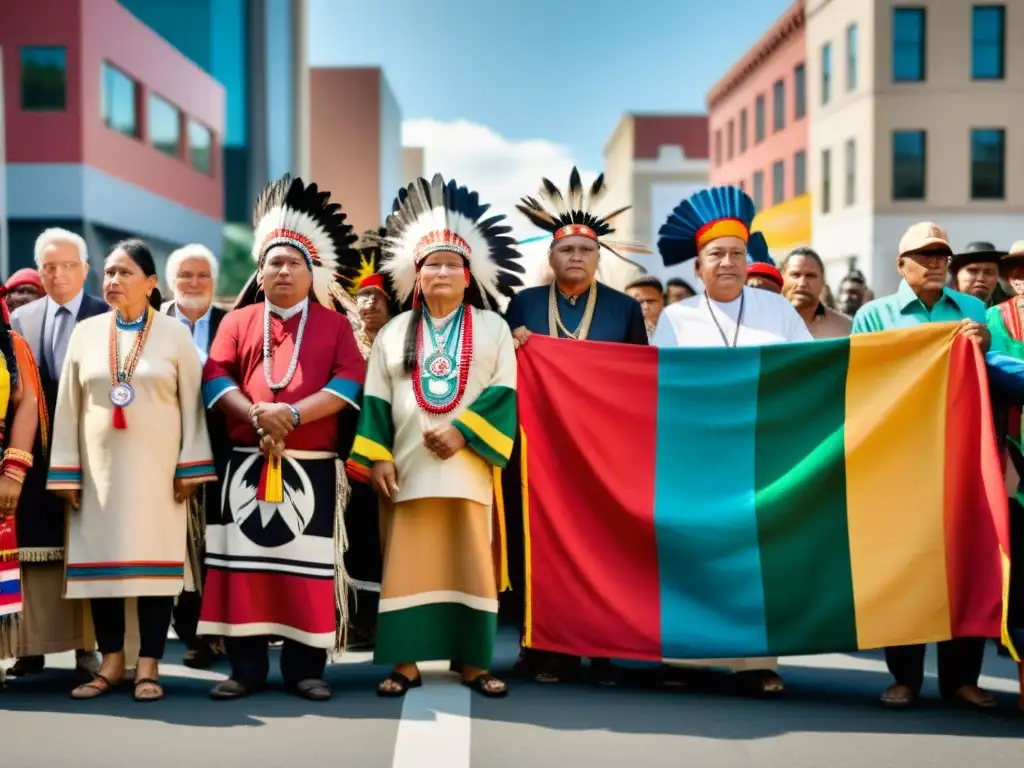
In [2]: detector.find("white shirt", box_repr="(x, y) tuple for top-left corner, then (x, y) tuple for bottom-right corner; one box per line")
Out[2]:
(653, 286), (813, 348)
(267, 298), (308, 321)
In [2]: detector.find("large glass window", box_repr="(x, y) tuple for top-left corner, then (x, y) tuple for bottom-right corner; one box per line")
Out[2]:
(794, 150), (807, 196)
(971, 128), (1005, 199)
(753, 170), (765, 211)
(892, 130), (926, 200)
(189, 120), (213, 174)
(772, 160), (785, 205)
(821, 149), (832, 214)
(101, 62), (139, 138)
(772, 80), (785, 133)
(845, 138), (856, 206)
(727, 120), (735, 160)
(821, 43), (832, 105)
(893, 8), (926, 82)
(20, 47), (67, 111)
(972, 6), (1005, 80)
(740, 108), (748, 153)
(794, 63), (806, 119)
(846, 24), (858, 91)
(148, 93), (181, 157)
(755, 95), (766, 144)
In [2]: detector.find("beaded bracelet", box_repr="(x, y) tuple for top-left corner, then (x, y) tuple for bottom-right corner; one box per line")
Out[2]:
(2, 465), (26, 484)
(4, 448), (33, 467)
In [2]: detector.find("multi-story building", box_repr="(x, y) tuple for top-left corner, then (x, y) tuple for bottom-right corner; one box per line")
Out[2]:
(118, 0), (308, 224)
(0, 45), (8, 274)
(1, 0), (225, 284)
(308, 67), (403, 234)
(808, 0), (1024, 294)
(402, 145), (425, 187)
(706, 0), (812, 262)
(603, 113), (710, 285)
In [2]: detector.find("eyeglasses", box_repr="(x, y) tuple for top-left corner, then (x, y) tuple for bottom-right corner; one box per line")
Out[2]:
(420, 264), (463, 275)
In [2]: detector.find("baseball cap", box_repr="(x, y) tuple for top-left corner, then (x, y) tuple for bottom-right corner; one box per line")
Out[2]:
(898, 222), (952, 257)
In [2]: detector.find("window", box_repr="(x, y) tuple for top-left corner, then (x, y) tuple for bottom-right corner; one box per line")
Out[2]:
(772, 160), (785, 205)
(739, 178), (746, 192)
(893, 8), (926, 82)
(755, 94), (766, 143)
(971, 128), (1005, 199)
(972, 6), (1005, 80)
(772, 79), (785, 132)
(727, 120), (735, 160)
(821, 149), (832, 214)
(714, 130), (722, 167)
(892, 130), (926, 200)
(20, 47), (67, 111)
(148, 94), (181, 158)
(821, 43), (832, 105)
(794, 150), (807, 196)
(188, 120), (213, 173)
(846, 24), (858, 91)
(752, 171), (765, 211)
(739, 109), (748, 153)
(844, 138), (856, 206)
(794, 63), (806, 119)
(101, 62), (139, 138)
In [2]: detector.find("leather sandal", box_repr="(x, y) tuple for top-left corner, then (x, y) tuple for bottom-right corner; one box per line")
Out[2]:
(951, 684), (997, 709)
(293, 678), (331, 701)
(462, 674), (508, 698)
(71, 673), (119, 700)
(133, 678), (164, 702)
(377, 671), (422, 698)
(880, 683), (918, 709)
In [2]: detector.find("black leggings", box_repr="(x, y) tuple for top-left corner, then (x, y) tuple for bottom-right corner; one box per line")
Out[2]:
(90, 596), (175, 660)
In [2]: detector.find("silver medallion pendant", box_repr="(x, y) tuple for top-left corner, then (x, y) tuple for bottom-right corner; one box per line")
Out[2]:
(109, 382), (135, 408)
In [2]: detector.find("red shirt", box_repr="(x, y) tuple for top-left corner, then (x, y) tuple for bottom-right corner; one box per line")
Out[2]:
(202, 302), (366, 451)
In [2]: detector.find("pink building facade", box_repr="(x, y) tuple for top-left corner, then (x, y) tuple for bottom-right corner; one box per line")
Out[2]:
(1, 0), (225, 281)
(706, 0), (811, 253)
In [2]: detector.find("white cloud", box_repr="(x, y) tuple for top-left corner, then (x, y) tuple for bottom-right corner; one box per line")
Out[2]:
(401, 118), (598, 281)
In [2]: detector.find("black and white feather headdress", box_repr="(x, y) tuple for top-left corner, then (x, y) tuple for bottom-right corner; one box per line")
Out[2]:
(516, 167), (651, 260)
(382, 174), (525, 310)
(234, 174), (359, 313)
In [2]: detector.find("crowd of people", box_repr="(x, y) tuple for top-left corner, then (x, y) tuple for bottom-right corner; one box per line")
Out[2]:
(0, 170), (1021, 714)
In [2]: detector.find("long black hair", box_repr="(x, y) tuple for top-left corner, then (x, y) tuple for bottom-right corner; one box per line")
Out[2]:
(110, 238), (163, 309)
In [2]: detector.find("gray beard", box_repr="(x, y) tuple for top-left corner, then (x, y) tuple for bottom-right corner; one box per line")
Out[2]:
(175, 295), (212, 313)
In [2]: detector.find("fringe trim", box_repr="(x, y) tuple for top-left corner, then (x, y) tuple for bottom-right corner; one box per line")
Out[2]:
(330, 458), (354, 660)
(184, 487), (206, 595)
(17, 546), (64, 563)
(0, 614), (21, 660)
(1, 549), (18, 562)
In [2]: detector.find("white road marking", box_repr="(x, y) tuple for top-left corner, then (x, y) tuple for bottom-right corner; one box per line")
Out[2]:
(391, 661), (472, 768)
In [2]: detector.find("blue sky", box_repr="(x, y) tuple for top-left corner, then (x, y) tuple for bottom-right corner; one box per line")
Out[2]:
(308, 0), (792, 169)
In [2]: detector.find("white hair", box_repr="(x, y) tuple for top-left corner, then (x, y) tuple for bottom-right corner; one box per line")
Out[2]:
(165, 243), (219, 287)
(34, 228), (88, 267)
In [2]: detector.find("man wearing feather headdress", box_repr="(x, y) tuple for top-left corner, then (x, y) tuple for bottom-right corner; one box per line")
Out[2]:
(505, 168), (647, 687)
(198, 174), (367, 701)
(653, 185), (811, 696)
(349, 174), (523, 699)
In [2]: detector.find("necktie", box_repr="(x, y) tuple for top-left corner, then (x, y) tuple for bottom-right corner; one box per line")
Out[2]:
(51, 306), (72, 376)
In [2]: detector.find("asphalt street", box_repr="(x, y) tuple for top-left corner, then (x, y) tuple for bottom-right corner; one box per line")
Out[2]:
(1, 629), (1021, 768)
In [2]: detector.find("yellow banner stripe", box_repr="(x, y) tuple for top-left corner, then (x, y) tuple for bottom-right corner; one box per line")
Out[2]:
(351, 435), (393, 463)
(457, 410), (514, 460)
(845, 325), (954, 648)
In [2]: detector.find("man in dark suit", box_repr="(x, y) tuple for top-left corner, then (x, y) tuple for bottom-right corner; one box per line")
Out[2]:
(9, 228), (107, 678)
(162, 244), (228, 668)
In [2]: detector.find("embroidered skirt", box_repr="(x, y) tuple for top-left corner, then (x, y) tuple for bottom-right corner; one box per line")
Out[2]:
(375, 497), (498, 670)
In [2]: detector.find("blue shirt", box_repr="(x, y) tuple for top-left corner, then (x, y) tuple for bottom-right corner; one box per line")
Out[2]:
(173, 303), (213, 365)
(850, 279), (986, 333)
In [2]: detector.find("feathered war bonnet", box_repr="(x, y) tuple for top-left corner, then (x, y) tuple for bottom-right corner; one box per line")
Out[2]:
(658, 185), (774, 267)
(381, 174), (525, 311)
(345, 227), (399, 314)
(233, 173), (360, 314)
(516, 167), (651, 261)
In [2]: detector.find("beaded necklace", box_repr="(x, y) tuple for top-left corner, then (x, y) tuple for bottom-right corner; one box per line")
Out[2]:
(108, 307), (154, 429)
(413, 304), (473, 415)
(547, 281), (597, 340)
(263, 300), (309, 391)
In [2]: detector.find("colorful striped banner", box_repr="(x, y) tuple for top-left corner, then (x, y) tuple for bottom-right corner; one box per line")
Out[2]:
(517, 323), (1013, 660)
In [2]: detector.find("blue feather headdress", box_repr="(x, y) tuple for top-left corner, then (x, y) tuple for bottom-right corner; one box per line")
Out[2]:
(657, 186), (773, 267)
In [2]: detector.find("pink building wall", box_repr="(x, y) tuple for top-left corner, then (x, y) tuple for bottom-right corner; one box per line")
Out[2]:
(707, 0), (808, 203)
(1, 0), (225, 219)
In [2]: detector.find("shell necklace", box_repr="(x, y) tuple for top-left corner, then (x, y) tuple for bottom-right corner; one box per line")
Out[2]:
(263, 300), (309, 391)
